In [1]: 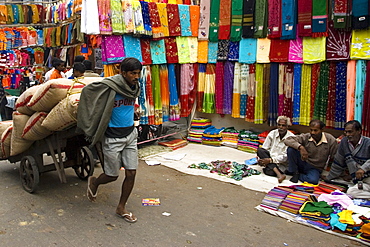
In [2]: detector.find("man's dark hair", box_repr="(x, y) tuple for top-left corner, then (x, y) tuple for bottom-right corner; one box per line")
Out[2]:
(120, 57), (142, 72)
(309, 119), (325, 129)
(74, 55), (85, 63)
(82, 60), (93, 70)
(73, 62), (86, 73)
(52, 58), (64, 68)
(345, 120), (362, 131)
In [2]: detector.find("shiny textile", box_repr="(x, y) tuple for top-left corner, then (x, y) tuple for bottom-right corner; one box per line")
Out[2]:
(209, 0), (220, 42)
(150, 39), (167, 64)
(219, 0), (231, 40)
(203, 63), (216, 113)
(346, 60), (356, 121)
(254, 0), (268, 38)
(164, 37), (179, 64)
(240, 64), (249, 118)
(242, 0), (256, 38)
(288, 35), (303, 63)
(140, 1), (153, 36)
(180, 63), (196, 117)
(363, 62), (370, 137)
(223, 61), (234, 115)
(355, 60), (366, 122)
(239, 38), (257, 64)
(267, 0), (281, 39)
(110, 0), (125, 34)
(144, 65), (155, 125)
(335, 62), (347, 129)
(311, 0), (328, 36)
(123, 0), (134, 33)
(302, 36), (326, 64)
(138, 66), (150, 125)
(197, 40), (209, 63)
(311, 63), (320, 118)
(227, 41), (239, 61)
(215, 62), (225, 114)
(279, 63), (294, 119)
(101, 35), (125, 64)
(140, 39), (152, 65)
(198, 0), (211, 40)
(292, 64), (302, 124)
(160, 65), (170, 122)
(207, 41), (218, 63)
(197, 64), (206, 112)
(189, 5), (200, 37)
(167, 4), (182, 36)
(246, 64), (256, 122)
(256, 38), (271, 63)
(157, 3), (169, 37)
(254, 63), (269, 124)
(148, 2), (163, 39)
(269, 39), (290, 62)
(123, 35), (142, 62)
(188, 37), (198, 63)
(168, 64), (180, 121)
(351, 29), (370, 59)
(217, 40), (229, 61)
(299, 64), (312, 126)
(333, 0), (351, 29)
(98, 0), (112, 35)
(176, 36), (190, 64)
(232, 62), (241, 118)
(230, 0), (243, 42)
(326, 21), (351, 61)
(151, 65), (163, 125)
(313, 62), (329, 122)
(326, 62), (337, 128)
(352, 0), (369, 30)
(281, 0), (297, 39)
(297, 0), (312, 37)
(178, 4), (192, 36)
(132, 0), (145, 35)
(269, 63), (279, 126)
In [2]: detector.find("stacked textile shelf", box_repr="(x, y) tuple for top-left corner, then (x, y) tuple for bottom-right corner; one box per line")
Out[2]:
(187, 118), (211, 143)
(237, 130), (260, 153)
(221, 127), (239, 148)
(201, 126), (225, 147)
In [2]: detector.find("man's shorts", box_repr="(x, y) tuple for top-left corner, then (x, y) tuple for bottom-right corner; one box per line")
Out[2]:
(102, 128), (138, 177)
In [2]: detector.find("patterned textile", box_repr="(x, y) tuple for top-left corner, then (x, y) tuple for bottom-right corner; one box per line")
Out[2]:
(297, 0), (312, 37)
(198, 40), (209, 63)
(122, 0), (134, 33)
(311, 63), (320, 118)
(209, 0), (220, 42)
(178, 4), (192, 36)
(217, 40), (229, 61)
(198, 0), (211, 40)
(123, 35), (142, 62)
(302, 36), (326, 64)
(269, 63), (279, 126)
(281, 0), (297, 39)
(132, 0), (145, 35)
(160, 65), (170, 122)
(363, 62), (370, 137)
(167, 4), (182, 36)
(239, 38), (257, 64)
(230, 0), (243, 42)
(98, 0), (112, 35)
(256, 38), (271, 63)
(188, 37), (198, 63)
(326, 21), (351, 61)
(144, 65), (155, 125)
(110, 0), (125, 34)
(215, 61), (225, 114)
(355, 60), (366, 122)
(242, 0), (256, 38)
(246, 64), (256, 122)
(232, 62), (241, 118)
(164, 37), (179, 64)
(180, 63), (197, 117)
(292, 64), (302, 124)
(240, 64), (249, 118)
(197, 64), (206, 112)
(335, 62), (347, 130)
(269, 39), (290, 62)
(176, 36), (190, 64)
(138, 65), (150, 125)
(150, 39), (167, 64)
(203, 63), (216, 113)
(223, 61), (234, 115)
(140, 39), (152, 65)
(311, 0), (328, 36)
(254, 0), (268, 38)
(300, 64), (312, 126)
(151, 65), (163, 125)
(267, 0), (281, 39)
(140, 1), (152, 36)
(189, 5), (200, 37)
(352, 0), (370, 30)
(346, 60), (356, 121)
(157, 3), (169, 37)
(101, 35), (125, 64)
(218, 0), (231, 40)
(279, 63), (294, 119)
(207, 41), (218, 63)
(350, 29), (370, 59)
(333, 0), (351, 29)
(313, 61), (329, 122)
(325, 62), (337, 128)
(148, 2), (163, 39)
(228, 41), (240, 61)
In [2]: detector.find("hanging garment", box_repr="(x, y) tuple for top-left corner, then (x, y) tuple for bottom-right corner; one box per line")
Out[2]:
(159, 65), (170, 122)
(313, 61), (329, 122)
(240, 64), (249, 118)
(333, 0), (351, 29)
(268, 63), (279, 126)
(256, 38), (271, 63)
(218, 0), (231, 40)
(238, 38), (257, 64)
(178, 4), (192, 36)
(302, 36), (326, 64)
(123, 35), (143, 62)
(140, 39), (152, 65)
(144, 66), (155, 125)
(351, 28), (370, 59)
(110, 0), (125, 34)
(81, 0), (100, 34)
(223, 61), (234, 115)
(151, 65), (163, 125)
(215, 61), (225, 114)
(253, 0), (268, 38)
(325, 62), (337, 128)
(346, 60), (356, 121)
(138, 66), (149, 125)
(267, 0), (282, 39)
(246, 64), (256, 122)
(292, 64), (302, 124)
(102, 35), (125, 64)
(254, 63), (266, 124)
(242, 0), (255, 38)
(355, 60), (366, 122)
(207, 42), (218, 63)
(123, 0), (134, 33)
(352, 0), (369, 29)
(167, 4), (182, 36)
(150, 39), (167, 64)
(300, 64), (312, 126)
(132, 0), (145, 35)
(310, 63), (320, 118)
(203, 63), (216, 113)
(230, 0), (243, 42)
(176, 36), (190, 64)
(189, 5), (200, 37)
(164, 37), (179, 64)
(362, 62), (370, 137)
(227, 41), (239, 61)
(140, 1), (152, 36)
(197, 63), (206, 112)
(197, 40), (208, 63)
(288, 35), (303, 63)
(188, 37), (198, 63)
(231, 62), (241, 118)
(157, 3), (169, 37)
(311, 0), (328, 37)
(180, 63), (196, 117)
(326, 21), (351, 61)
(198, 0), (210, 40)
(168, 64), (180, 121)
(217, 40), (229, 61)
(148, 2), (164, 38)
(281, 0), (297, 40)
(297, 0), (312, 37)
(209, 0), (220, 42)
(269, 39), (290, 62)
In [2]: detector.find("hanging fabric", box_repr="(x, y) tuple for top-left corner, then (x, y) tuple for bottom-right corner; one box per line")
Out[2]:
(189, 5), (200, 37)
(300, 64), (312, 126)
(140, 39), (152, 65)
(132, 0), (145, 35)
(231, 62), (241, 118)
(176, 36), (191, 64)
(180, 63), (196, 117)
(267, 0), (282, 39)
(209, 0), (221, 42)
(239, 38), (257, 64)
(168, 63), (180, 121)
(188, 37), (198, 63)
(203, 63), (216, 113)
(333, 0), (351, 29)
(218, 0), (231, 40)
(140, 1), (153, 36)
(150, 39), (167, 64)
(269, 63), (279, 126)
(207, 42), (218, 63)
(292, 64), (302, 125)
(310, 63), (320, 118)
(302, 36), (326, 64)
(355, 60), (366, 122)
(101, 35), (125, 64)
(335, 61), (347, 129)
(148, 2), (164, 39)
(326, 21), (351, 60)
(230, 0), (243, 42)
(160, 65), (170, 122)
(281, 0), (297, 39)
(98, 0), (112, 35)
(123, 35), (143, 62)
(256, 38), (271, 63)
(198, 0), (211, 40)
(151, 65), (163, 125)
(297, 0), (312, 37)
(346, 60), (356, 121)
(254, 63), (264, 124)
(227, 41), (239, 61)
(197, 64), (206, 112)
(123, 0), (134, 34)
(325, 62), (337, 128)
(313, 61), (329, 122)
(288, 35), (303, 63)
(350, 28), (370, 59)
(223, 61), (234, 115)
(240, 64), (249, 118)
(197, 40), (209, 63)
(246, 64), (256, 122)
(311, 0), (328, 37)
(157, 3), (169, 37)
(139, 66), (149, 125)
(178, 4), (192, 36)
(352, 0), (369, 30)
(110, 0), (125, 34)
(215, 61), (225, 114)
(164, 37), (179, 64)
(241, 0), (255, 38)
(217, 40), (229, 61)
(253, 0), (268, 38)
(167, 4), (182, 36)
(269, 39), (290, 62)
(362, 62), (370, 136)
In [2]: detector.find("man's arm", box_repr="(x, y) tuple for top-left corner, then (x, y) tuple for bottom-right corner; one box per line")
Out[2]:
(284, 134), (309, 161)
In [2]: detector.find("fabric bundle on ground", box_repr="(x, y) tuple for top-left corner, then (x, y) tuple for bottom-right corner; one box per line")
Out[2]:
(260, 186), (293, 210)
(278, 190), (311, 216)
(221, 127), (240, 148)
(237, 129), (260, 153)
(201, 126), (225, 146)
(158, 139), (188, 150)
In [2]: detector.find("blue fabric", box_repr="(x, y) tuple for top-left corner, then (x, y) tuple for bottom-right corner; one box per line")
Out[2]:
(238, 38), (257, 64)
(207, 42), (218, 63)
(150, 39), (167, 64)
(330, 213), (347, 231)
(178, 4), (192, 36)
(140, 1), (152, 33)
(287, 147), (321, 184)
(227, 41), (239, 61)
(268, 63), (279, 126)
(138, 66), (148, 125)
(123, 35), (143, 62)
(355, 60), (366, 122)
(281, 0), (297, 39)
(335, 62), (347, 130)
(109, 93), (135, 128)
(292, 64), (302, 125)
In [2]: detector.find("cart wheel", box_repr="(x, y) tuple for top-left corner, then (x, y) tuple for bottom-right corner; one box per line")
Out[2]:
(19, 156), (40, 193)
(74, 146), (94, 180)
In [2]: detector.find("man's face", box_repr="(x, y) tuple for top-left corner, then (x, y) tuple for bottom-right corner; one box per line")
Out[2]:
(121, 70), (141, 86)
(344, 124), (361, 143)
(56, 63), (66, 72)
(277, 119), (288, 135)
(73, 71), (84, 78)
(309, 123), (323, 141)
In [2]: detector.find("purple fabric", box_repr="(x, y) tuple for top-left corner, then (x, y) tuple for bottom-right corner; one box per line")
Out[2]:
(102, 35), (125, 64)
(223, 61), (235, 114)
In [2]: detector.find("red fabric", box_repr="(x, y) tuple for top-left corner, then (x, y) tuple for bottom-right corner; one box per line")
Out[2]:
(148, 2), (163, 39)
(297, 0), (312, 37)
(269, 39), (290, 62)
(215, 62), (225, 114)
(218, 0), (231, 40)
(246, 64), (255, 122)
(164, 37), (179, 64)
(310, 63), (320, 118)
(167, 4), (182, 36)
(140, 39), (152, 65)
(267, 0), (282, 39)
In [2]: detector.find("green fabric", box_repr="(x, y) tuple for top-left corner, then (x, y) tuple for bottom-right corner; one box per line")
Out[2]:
(301, 201), (334, 215)
(209, 0), (221, 42)
(313, 62), (329, 122)
(230, 0), (243, 42)
(253, 0), (268, 38)
(151, 65), (162, 125)
(76, 74), (140, 146)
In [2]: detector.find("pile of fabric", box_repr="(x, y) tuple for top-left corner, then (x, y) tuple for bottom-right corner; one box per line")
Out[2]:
(237, 130), (261, 153)
(187, 118), (211, 143)
(221, 127), (239, 148)
(201, 126), (225, 147)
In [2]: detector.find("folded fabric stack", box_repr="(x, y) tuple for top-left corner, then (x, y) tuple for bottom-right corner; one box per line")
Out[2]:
(187, 118), (212, 143)
(314, 181), (347, 195)
(278, 190), (311, 217)
(201, 126), (225, 147)
(257, 130), (270, 145)
(259, 186), (294, 211)
(237, 130), (260, 153)
(158, 139), (188, 150)
(299, 201), (333, 230)
(221, 127), (240, 148)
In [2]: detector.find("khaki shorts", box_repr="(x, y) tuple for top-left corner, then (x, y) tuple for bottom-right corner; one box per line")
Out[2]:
(102, 128), (138, 177)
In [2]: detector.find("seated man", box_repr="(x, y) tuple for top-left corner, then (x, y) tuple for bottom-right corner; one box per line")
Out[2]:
(325, 120), (370, 199)
(257, 116), (295, 183)
(284, 119), (338, 184)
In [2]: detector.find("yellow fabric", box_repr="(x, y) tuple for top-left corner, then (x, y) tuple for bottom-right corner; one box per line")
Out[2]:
(254, 63), (264, 124)
(303, 37), (326, 64)
(231, 62), (241, 118)
(300, 64), (311, 126)
(157, 3), (169, 37)
(338, 210), (355, 225)
(351, 29), (370, 59)
(197, 40), (209, 63)
(256, 38), (271, 63)
(188, 37), (198, 63)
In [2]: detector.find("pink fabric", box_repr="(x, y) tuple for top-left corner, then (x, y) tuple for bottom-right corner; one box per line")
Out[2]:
(288, 35), (303, 63)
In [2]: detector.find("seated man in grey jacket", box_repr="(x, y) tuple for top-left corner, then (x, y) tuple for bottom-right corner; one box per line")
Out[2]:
(325, 120), (370, 199)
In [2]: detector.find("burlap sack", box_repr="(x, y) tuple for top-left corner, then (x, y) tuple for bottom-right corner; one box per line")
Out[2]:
(1, 125), (12, 159)
(15, 85), (42, 115)
(0, 120), (13, 136)
(11, 112), (33, 156)
(41, 93), (80, 131)
(27, 77), (103, 112)
(22, 112), (53, 141)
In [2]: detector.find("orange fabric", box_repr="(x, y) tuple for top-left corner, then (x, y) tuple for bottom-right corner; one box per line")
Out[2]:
(49, 70), (63, 80)
(189, 5), (200, 37)
(197, 40), (208, 63)
(0, 5), (7, 24)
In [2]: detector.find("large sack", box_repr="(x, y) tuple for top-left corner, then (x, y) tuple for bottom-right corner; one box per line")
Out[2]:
(27, 77), (103, 112)
(0, 120), (13, 136)
(1, 125), (12, 158)
(22, 112), (53, 141)
(15, 85), (43, 115)
(11, 112), (33, 156)
(41, 93), (80, 131)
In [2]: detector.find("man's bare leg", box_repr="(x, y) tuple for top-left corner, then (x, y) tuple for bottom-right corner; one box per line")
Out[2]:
(116, 169), (136, 216)
(273, 167), (286, 183)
